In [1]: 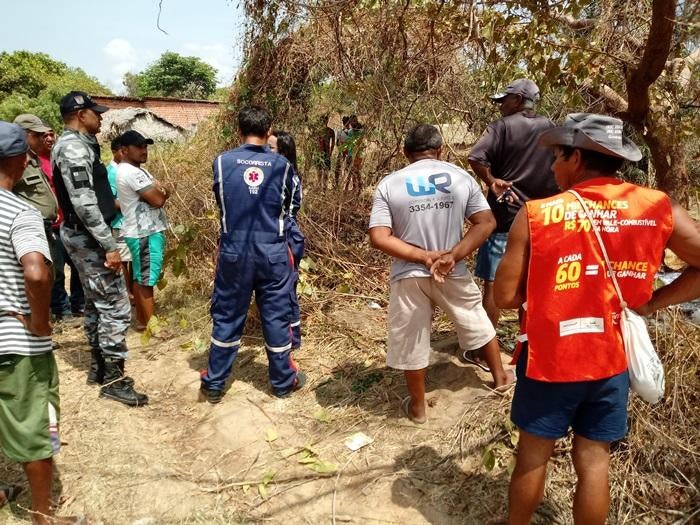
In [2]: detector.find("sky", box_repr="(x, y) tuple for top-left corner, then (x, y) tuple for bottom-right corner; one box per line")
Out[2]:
(2, 0), (245, 94)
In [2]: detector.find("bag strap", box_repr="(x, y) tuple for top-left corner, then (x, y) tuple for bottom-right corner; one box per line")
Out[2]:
(568, 189), (628, 309)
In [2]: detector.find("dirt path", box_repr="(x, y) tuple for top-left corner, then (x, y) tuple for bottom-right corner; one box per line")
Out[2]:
(0, 305), (519, 525)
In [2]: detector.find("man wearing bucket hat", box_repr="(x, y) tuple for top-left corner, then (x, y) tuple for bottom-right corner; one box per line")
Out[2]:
(467, 79), (559, 363)
(52, 91), (148, 406)
(494, 113), (700, 524)
(0, 121), (62, 524)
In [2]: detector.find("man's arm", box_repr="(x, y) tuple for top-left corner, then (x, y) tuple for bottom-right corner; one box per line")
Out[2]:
(430, 209), (496, 280)
(369, 227), (446, 268)
(20, 252), (52, 336)
(493, 208), (530, 309)
(468, 121), (514, 200)
(468, 159), (513, 200)
(57, 142), (117, 252)
(10, 209), (52, 336)
(636, 201), (700, 315)
(138, 183), (169, 208)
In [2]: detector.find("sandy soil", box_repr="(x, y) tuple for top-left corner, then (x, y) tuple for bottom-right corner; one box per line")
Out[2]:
(0, 306), (522, 525)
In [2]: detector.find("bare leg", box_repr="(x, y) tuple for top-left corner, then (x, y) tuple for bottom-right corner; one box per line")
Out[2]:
(508, 430), (556, 525)
(132, 283), (154, 329)
(479, 337), (514, 388)
(23, 458), (52, 525)
(122, 262), (133, 303)
(572, 434), (611, 525)
(482, 280), (500, 329)
(404, 369), (426, 421)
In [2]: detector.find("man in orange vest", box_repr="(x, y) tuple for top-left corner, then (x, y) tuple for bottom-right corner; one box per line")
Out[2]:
(494, 113), (700, 525)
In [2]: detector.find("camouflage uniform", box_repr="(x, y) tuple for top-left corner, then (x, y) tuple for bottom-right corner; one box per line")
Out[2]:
(13, 152), (59, 262)
(52, 129), (130, 359)
(13, 152), (58, 224)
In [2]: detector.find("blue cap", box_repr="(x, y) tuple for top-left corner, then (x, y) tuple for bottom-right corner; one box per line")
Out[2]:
(0, 122), (29, 159)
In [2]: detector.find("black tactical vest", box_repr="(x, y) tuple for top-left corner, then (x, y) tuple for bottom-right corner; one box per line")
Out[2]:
(54, 140), (116, 227)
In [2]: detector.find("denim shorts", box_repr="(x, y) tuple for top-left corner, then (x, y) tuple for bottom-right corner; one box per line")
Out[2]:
(474, 232), (508, 281)
(511, 343), (630, 442)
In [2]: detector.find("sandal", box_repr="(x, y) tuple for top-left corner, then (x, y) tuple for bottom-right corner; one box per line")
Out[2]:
(461, 349), (491, 372)
(0, 484), (22, 506)
(401, 396), (427, 424)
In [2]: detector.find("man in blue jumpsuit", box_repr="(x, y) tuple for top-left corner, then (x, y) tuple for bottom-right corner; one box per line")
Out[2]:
(200, 106), (306, 403)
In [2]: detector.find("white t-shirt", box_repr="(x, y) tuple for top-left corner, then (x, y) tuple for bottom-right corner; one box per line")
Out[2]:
(116, 163), (168, 238)
(369, 159), (490, 282)
(0, 189), (53, 356)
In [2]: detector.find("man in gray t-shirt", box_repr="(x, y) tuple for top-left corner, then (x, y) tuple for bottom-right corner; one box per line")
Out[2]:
(369, 124), (514, 424)
(468, 78), (559, 333)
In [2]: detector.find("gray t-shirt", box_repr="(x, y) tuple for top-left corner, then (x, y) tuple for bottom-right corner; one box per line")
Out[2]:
(369, 159), (490, 282)
(468, 111), (559, 232)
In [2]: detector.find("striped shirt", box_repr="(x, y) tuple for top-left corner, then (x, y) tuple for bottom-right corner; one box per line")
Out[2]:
(0, 188), (53, 356)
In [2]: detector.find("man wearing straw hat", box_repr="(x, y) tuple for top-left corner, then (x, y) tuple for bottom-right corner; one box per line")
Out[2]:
(495, 113), (700, 524)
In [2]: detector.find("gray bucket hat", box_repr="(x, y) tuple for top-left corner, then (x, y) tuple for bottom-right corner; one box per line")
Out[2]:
(538, 113), (642, 162)
(0, 122), (29, 159)
(491, 78), (540, 102)
(13, 114), (51, 133)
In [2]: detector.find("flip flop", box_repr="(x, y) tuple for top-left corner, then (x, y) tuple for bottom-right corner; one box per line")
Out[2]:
(0, 484), (22, 507)
(401, 396), (427, 424)
(461, 349), (491, 372)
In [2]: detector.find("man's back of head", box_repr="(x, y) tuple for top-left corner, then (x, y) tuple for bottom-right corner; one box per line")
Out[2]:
(404, 124), (443, 156)
(238, 106), (272, 138)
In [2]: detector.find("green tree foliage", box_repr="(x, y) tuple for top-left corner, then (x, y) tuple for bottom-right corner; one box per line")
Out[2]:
(0, 51), (111, 131)
(124, 52), (217, 99)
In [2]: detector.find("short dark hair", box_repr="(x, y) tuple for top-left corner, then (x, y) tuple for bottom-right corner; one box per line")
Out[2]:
(404, 124), (443, 153)
(272, 130), (298, 171)
(560, 146), (624, 173)
(111, 136), (122, 151)
(238, 106), (272, 137)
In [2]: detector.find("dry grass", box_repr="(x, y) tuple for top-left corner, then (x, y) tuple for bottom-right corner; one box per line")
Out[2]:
(143, 126), (700, 523)
(0, 123), (693, 523)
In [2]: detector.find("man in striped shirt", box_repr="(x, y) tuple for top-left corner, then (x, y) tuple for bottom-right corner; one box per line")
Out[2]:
(0, 121), (60, 524)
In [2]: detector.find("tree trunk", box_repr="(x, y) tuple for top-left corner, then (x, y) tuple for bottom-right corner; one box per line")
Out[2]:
(639, 116), (689, 205)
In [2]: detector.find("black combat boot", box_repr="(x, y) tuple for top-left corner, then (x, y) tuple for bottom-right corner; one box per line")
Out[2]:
(86, 348), (105, 385)
(99, 358), (149, 406)
(116, 358), (135, 385)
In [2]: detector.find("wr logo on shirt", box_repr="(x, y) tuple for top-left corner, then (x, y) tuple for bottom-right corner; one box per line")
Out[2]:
(405, 173), (452, 196)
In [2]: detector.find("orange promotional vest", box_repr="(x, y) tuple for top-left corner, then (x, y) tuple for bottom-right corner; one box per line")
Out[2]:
(521, 177), (672, 382)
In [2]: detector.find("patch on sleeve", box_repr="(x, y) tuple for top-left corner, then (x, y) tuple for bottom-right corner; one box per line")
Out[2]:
(70, 166), (91, 189)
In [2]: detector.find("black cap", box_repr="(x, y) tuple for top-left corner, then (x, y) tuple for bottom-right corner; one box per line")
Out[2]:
(491, 79), (540, 103)
(120, 130), (154, 147)
(59, 91), (109, 117)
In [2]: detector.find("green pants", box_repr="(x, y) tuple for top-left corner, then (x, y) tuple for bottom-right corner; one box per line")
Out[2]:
(0, 353), (60, 462)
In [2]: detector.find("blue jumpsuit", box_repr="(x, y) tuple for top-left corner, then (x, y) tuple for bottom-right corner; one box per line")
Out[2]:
(285, 167), (304, 349)
(201, 143), (299, 395)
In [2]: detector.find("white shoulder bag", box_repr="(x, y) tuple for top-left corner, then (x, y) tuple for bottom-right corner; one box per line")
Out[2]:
(568, 190), (664, 404)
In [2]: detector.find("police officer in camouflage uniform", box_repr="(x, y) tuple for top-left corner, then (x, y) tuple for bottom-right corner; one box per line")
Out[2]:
(52, 91), (148, 406)
(11, 114), (59, 259)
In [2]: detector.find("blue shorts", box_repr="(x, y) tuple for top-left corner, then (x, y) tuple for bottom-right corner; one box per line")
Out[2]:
(474, 232), (508, 281)
(511, 344), (630, 442)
